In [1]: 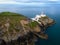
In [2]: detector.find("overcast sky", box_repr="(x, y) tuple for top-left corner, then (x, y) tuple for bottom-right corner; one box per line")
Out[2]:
(0, 0), (60, 4)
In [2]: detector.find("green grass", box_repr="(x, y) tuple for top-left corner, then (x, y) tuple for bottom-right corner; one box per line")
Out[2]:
(0, 12), (27, 23)
(29, 21), (38, 28)
(0, 12), (27, 33)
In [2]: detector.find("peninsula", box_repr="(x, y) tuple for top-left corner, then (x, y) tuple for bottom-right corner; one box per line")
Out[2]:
(0, 12), (55, 45)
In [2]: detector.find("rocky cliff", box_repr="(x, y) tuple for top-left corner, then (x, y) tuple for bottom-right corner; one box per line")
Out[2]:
(0, 12), (55, 45)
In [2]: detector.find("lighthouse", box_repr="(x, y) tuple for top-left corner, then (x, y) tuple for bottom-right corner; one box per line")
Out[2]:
(31, 12), (46, 22)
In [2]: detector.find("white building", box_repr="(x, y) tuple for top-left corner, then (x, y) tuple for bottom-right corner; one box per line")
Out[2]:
(31, 13), (46, 22)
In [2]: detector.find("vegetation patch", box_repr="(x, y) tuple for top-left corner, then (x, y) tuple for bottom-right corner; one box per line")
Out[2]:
(29, 21), (38, 28)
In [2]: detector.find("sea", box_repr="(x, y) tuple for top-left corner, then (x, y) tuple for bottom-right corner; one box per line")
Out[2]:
(0, 3), (60, 45)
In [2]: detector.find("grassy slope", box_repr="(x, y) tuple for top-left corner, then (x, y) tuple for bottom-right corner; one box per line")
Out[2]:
(0, 12), (27, 33)
(0, 12), (26, 23)
(28, 21), (38, 28)
(0, 12), (38, 32)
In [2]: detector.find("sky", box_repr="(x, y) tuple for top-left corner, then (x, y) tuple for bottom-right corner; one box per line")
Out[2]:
(0, 0), (60, 4)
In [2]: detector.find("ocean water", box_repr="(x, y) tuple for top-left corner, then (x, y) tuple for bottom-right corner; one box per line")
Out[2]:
(0, 4), (60, 45)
